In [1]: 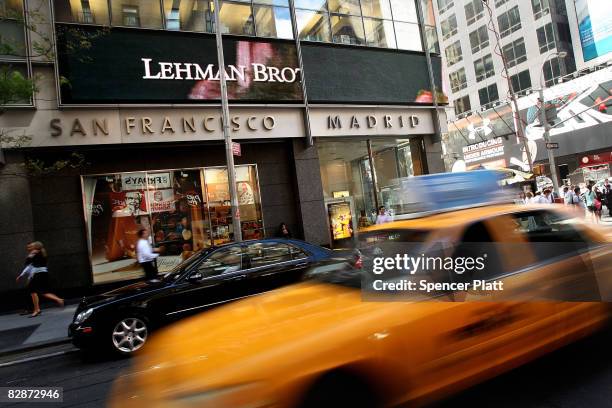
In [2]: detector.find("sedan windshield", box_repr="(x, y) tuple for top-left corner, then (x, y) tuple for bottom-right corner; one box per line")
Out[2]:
(162, 248), (209, 281)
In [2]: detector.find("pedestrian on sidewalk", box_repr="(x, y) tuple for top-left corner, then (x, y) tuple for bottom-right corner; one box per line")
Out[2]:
(277, 222), (292, 239)
(137, 228), (160, 280)
(16, 241), (64, 318)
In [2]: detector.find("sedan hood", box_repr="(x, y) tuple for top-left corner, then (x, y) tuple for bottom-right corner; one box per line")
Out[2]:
(83, 279), (169, 309)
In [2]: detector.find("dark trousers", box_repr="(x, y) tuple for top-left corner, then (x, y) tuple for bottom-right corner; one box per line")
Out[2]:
(140, 261), (158, 280)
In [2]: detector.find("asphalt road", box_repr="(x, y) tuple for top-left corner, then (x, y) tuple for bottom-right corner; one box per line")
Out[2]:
(1, 328), (611, 408)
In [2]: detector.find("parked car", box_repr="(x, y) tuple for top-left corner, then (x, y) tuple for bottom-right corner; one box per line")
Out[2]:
(69, 238), (332, 355)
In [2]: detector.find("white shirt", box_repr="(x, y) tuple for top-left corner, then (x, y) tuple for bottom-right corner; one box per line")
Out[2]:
(137, 238), (158, 263)
(564, 191), (573, 205)
(376, 213), (392, 224)
(536, 194), (553, 204)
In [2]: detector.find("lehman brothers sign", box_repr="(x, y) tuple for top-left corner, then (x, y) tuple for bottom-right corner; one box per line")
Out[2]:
(56, 26), (302, 104)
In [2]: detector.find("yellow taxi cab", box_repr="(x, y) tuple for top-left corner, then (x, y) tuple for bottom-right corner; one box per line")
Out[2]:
(109, 203), (612, 408)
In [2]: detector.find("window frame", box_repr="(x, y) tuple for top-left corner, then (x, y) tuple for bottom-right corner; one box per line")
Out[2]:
(497, 5), (521, 38)
(474, 53), (494, 82)
(444, 40), (462, 66)
(469, 25), (489, 53)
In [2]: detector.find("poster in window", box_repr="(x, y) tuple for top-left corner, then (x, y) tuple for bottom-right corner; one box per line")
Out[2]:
(328, 202), (353, 240)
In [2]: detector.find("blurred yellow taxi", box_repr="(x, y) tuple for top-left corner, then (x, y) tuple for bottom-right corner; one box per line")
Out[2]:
(110, 204), (612, 408)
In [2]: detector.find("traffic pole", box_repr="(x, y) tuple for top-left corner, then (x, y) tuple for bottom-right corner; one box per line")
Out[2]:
(539, 86), (560, 196)
(212, 0), (242, 242)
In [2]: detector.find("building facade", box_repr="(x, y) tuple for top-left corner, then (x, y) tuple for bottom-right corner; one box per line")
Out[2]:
(0, 0), (447, 300)
(564, 0), (612, 70)
(433, 0), (576, 121)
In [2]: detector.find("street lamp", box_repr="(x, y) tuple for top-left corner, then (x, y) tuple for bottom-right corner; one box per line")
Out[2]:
(538, 50), (567, 197)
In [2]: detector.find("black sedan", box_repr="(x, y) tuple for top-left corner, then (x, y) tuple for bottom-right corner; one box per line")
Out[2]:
(69, 239), (332, 355)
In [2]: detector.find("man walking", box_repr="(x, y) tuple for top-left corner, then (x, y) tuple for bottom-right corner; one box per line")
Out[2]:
(137, 228), (159, 280)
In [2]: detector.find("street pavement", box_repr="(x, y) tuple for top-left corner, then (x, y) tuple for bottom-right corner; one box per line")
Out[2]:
(0, 305), (76, 355)
(0, 326), (611, 407)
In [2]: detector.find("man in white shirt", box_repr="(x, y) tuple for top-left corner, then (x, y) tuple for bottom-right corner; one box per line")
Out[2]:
(536, 189), (553, 204)
(137, 228), (160, 280)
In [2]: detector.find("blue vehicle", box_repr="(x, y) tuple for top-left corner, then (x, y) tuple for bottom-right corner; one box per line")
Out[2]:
(69, 238), (332, 356)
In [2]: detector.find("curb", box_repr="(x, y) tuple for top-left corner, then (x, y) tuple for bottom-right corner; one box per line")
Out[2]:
(0, 337), (72, 359)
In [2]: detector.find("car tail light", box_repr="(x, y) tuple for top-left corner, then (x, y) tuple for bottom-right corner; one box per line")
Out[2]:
(354, 255), (363, 269)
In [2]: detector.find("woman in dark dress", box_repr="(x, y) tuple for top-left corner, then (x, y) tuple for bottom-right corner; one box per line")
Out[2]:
(16, 242), (64, 317)
(277, 223), (292, 239)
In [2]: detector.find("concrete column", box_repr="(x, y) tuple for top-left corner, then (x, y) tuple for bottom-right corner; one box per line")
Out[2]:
(0, 151), (35, 293)
(423, 134), (446, 174)
(291, 139), (330, 246)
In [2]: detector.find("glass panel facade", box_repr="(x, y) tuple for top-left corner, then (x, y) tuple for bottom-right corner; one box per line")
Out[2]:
(82, 165), (263, 284)
(360, 0), (392, 19)
(0, 18), (25, 57)
(54, 0), (110, 25)
(254, 5), (293, 39)
(363, 17), (395, 48)
(318, 137), (423, 240)
(296, 9), (330, 41)
(389, 0), (417, 22)
(217, 1), (255, 35)
(109, 0), (163, 28)
(395, 21), (422, 51)
(328, 0), (361, 16)
(51, 0), (428, 51)
(331, 14), (365, 45)
(163, 0), (210, 32)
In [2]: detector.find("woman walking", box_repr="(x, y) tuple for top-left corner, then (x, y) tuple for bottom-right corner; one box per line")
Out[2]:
(16, 242), (64, 317)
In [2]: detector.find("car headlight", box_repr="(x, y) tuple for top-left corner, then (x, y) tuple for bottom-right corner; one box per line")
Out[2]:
(74, 308), (93, 324)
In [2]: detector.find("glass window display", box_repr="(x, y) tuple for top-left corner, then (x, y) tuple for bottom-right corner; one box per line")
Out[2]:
(82, 165), (262, 284)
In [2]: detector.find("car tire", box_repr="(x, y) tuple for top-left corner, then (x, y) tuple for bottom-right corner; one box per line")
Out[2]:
(299, 371), (381, 408)
(109, 315), (149, 356)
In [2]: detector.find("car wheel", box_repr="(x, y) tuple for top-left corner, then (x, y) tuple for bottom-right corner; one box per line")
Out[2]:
(300, 371), (381, 408)
(110, 316), (149, 356)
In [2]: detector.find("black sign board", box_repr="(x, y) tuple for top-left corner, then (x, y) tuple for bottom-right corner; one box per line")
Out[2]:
(546, 142), (559, 149)
(56, 25), (302, 104)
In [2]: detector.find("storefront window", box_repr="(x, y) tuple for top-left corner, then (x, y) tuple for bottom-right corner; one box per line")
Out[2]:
(318, 137), (421, 244)
(53, 0), (110, 25)
(163, 0), (210, 32)
(110, 0), (163, 29)
(82, 165), (262, 284)
(0, 0), (25, 58)
(395, 21), (422, 51)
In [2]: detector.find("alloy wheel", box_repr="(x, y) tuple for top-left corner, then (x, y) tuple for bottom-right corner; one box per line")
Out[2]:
(112, 317), (148, 353)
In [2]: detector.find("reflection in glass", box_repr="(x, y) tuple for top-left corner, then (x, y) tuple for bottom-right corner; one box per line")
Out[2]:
(110, 0), (163, 28)
(424, 25), (439, 53)
(331, 14), (365, 45)
(296, 10), (330, 42)
(363, 18), (395, 48)
(164, 0), (210, 32)
(217, 1), (255, 35)
(360, 0), (392, 19)
(53, 0), (109, 24)
(395, 21), (422, 51)
(294, 0), (326, 10)
(328, 0), (361, 15)
(389, 0), (417, 22)
(0, 63), (30, 104)
(254, 5), (293, 39)
(0, 0), (22, 18)
(420, 0), (436, 26)
(0, 19), (25, 57)
(253, 0), (289, 6)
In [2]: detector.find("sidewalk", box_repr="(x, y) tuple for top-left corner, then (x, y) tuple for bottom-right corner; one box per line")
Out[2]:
(0, 304), (76, 356)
